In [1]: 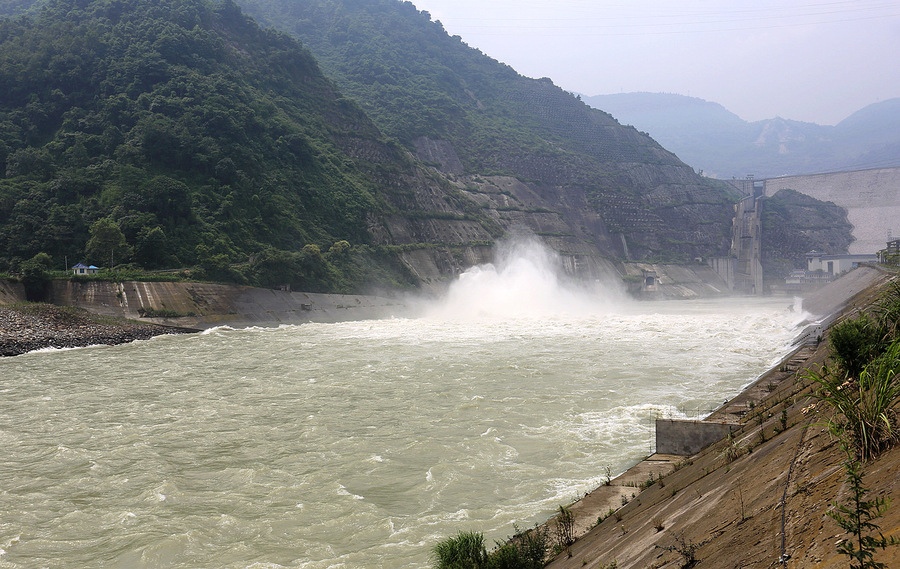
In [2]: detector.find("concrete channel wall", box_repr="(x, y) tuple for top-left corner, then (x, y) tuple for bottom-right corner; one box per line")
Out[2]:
(44, 280), (411, 329)
(655, 419), (738, 456)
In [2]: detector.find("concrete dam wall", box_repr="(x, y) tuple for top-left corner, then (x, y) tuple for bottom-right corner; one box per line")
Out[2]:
(764, 167), (900, 254)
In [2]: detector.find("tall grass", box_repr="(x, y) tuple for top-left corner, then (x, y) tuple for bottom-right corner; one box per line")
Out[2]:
(432, 526), (549, 569)
(433, 531), (488, 569)
(873, 282), (900, 344)
(806, 340), (900, 461)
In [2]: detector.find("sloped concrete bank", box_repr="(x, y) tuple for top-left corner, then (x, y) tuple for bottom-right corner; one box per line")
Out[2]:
(46, 280), (412, 329)
(540, 266), (899, 569)
(0, 279), (413, 356)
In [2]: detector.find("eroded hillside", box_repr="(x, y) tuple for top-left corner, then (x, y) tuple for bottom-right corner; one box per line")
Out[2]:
(237, 0), (742, 267)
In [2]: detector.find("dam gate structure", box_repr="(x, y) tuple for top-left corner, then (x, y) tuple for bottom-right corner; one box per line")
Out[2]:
(762, 166), (900, 255)
(731, 195), (764, 295)
(710, 185), (764, 295)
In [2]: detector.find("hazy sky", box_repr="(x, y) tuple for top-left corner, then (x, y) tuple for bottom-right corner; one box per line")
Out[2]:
(410, 0), (900, 125)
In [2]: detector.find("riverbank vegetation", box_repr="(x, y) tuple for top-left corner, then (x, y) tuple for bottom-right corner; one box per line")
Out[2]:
(805, 282), (900, 461)
(433, 527), (550, 569)
(804, 281), (900, 567)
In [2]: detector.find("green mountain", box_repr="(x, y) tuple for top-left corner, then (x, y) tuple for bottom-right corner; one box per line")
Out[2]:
(585, 92), (900, 178)
(0, 0), (451, 291)
(2, 0), (779, 294)
(233, 0), (742, 265)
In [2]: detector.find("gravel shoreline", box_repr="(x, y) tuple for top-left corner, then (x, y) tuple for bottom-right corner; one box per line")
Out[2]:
(0, 304), (192, 357)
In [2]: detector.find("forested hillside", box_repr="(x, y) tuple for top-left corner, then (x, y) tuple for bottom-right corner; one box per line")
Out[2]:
(0, 0), (35, 17)
(0, 0), (431, 291)
(0, 0), (860, 292)
(235, 0), (743, 264)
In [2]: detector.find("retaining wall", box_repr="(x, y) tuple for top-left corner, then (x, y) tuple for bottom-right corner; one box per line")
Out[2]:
(655, 419), (738, 456)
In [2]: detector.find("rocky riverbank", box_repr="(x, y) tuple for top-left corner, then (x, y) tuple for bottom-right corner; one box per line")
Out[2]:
(0, 304), (191, 357)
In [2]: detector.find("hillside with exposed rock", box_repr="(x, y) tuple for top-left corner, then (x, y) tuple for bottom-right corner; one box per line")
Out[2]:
(0, 0), (749, 293)
(235, 0), (743, 268)
(1, 0), (858, 295)
(760, 189), (854, 281)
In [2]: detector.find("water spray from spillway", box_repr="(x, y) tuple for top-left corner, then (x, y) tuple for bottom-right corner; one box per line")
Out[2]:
(424, 235), (628, 320)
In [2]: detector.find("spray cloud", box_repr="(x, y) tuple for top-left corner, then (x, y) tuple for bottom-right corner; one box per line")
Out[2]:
(425, 234), (626, 320)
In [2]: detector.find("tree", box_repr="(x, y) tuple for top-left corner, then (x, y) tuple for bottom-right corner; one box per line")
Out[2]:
(20, 251), (52, 301)
(85, 218), (131, 267)
(829, 449), (899, 568)
(134, 226), (170, 269)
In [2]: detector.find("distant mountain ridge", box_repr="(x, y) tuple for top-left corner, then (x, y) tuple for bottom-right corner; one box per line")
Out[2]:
(584, 93), (900, 178)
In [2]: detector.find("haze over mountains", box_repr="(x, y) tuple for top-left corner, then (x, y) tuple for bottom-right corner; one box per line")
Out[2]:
(584, 93), (900, 179)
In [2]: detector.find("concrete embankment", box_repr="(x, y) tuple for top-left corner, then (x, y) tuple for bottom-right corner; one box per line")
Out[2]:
(0, 278), (412, 355)
(46, 280), (411, 329)
(542, 265), (900, 569)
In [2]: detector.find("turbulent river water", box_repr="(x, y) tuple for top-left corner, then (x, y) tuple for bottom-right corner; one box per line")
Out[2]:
(0, 247), (808, 569)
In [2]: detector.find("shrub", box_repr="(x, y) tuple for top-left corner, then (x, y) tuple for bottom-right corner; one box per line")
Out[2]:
(657, 532), (698, 568)
(554, 505), (576, 550)
(433, 531), (487, 569)
(20, 252), (53, 301)
(720, 432), (744, 464)
(829, 450), (899, 568)
(486, 526), (548, 569)
(830, 315), (884, 379)
(805, 340), (900, 461)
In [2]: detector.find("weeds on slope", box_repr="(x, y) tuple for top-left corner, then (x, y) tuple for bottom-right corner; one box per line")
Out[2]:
(802, 281), (900, 567)
(804, 281), (900, 461)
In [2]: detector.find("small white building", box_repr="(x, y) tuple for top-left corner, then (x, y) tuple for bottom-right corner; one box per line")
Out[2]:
(72, 263), (100, 275)
(805, 251), (878, 275)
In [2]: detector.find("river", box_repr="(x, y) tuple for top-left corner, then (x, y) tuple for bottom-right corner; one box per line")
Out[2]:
(0, 246), (806, 568)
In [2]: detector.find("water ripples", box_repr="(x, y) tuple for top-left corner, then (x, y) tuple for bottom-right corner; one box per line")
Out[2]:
(0, 297), (801, 568)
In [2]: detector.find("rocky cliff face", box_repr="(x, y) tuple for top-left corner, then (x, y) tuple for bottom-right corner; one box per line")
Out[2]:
(371, 134), (738, 286)
(761, 189), (854, 280)
(235, 0), (742, 283)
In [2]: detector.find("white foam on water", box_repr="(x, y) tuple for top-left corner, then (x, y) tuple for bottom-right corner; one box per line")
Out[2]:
(423, 235), (627, 321)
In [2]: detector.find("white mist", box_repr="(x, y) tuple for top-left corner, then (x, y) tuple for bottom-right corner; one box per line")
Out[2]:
(425, 235), (626, 320)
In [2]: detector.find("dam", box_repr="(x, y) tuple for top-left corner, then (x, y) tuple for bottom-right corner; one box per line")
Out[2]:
(758, 166), (900, 255)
